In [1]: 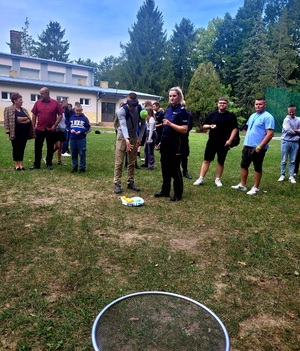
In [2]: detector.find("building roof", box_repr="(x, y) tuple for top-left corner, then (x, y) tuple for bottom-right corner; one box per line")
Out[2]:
(0, 52), (94, 71)
(0, 52), (164, 101)
(0, 75), (163, 101)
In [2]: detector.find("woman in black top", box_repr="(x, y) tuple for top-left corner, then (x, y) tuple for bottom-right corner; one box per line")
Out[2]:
(4, 93), (33, 170)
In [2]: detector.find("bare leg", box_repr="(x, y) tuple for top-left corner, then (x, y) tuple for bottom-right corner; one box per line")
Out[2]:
(241, 168), (248, 186)
(253, 171), (262, 188)
(199, 160), (211, 177)
(216, 163), (224, 179)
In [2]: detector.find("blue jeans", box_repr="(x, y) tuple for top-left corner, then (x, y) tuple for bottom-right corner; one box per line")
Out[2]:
(280, 140), (299, 176)
(70, 138), (87, 169)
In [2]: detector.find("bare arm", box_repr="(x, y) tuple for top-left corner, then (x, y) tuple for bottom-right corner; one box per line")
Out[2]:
(32, 114), (37, 129)
(256, 129), (274, 151)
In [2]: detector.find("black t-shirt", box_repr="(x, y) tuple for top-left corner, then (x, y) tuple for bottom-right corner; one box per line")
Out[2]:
(15, 108), (30, 139)
(204, 110), (238, 143)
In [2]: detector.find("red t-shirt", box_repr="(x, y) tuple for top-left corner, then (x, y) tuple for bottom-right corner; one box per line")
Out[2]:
(31, 98), (64, 131)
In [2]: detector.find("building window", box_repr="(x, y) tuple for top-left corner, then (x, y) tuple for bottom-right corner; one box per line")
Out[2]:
(48, 71), (64, 83)
(80, 98), (90, 106)
(0, 65), (11, 76)
(31, 94), (41, 102)
(20, 67), (39, 79)
(1, 92), (12, 101)
(72, 75), (87, 85)
(56, 96), (68, 102)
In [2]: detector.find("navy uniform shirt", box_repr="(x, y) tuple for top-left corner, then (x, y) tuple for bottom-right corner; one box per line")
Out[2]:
(161, 104), (189, 153)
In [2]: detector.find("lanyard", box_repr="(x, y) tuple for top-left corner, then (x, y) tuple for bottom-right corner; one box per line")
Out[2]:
(249, 113), (260, 130)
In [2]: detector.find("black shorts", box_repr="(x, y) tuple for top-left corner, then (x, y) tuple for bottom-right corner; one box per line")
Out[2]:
(55, 131), (66, 142)
(241, 146), (267, 173)
(204, 140), (229, 166)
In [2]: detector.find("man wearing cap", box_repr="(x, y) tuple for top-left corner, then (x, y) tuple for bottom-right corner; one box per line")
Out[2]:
(113, 92), (146, 194)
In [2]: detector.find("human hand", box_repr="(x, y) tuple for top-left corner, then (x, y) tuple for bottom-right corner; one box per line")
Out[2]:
(126, 138), (133, 151)
(211, 124), (216, 129)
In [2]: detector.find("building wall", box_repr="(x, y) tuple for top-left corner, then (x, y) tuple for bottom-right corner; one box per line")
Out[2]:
(0, 53), (162, 126)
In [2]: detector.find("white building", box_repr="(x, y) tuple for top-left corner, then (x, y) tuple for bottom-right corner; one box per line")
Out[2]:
(0, 52), (163, 125)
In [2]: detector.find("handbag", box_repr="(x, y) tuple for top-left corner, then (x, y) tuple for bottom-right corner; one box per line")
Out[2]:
(231, 130), (240, 147)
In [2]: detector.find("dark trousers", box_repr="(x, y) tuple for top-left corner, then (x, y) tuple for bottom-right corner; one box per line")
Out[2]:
(34, 129), (56, 167)
(180, 137), (190, 174)
(11, 138), (27, 161)
(160, 145), (183, 198)
(70, 138), (87, 169)
(62, 130), (70, 154)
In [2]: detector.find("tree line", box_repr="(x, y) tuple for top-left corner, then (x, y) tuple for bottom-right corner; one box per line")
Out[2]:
(9, 0), (300, 124)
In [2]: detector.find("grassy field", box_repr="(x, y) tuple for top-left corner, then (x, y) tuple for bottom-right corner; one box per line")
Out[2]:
(0, 126), (299, 351)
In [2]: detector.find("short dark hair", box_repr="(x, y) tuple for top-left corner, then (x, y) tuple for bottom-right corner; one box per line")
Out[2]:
(153, 101), (160, 107)
(11, 93), (22, 103)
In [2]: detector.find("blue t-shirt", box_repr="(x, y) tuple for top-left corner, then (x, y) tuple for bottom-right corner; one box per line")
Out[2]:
(244, 111), (275, 149)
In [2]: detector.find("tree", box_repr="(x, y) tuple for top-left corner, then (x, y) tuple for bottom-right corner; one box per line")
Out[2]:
(193, 18), (223, 66)
(118, 0), (170, 95)
(235, 18), (275, 115)
(268, 8), (298, 87)
(35, 21), (70, 62)
(169, 18), (197, 92)
(186, 62), (227, 128)
(20, 18), (36, 56)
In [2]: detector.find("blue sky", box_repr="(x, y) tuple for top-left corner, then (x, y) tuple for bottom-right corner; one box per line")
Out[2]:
(0, 0), (244, 63)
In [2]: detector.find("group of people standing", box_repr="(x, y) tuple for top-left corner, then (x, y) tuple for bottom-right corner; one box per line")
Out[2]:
(4, 87), (91, 173)
(113, 89), (299, 199)
(4, 86), (299, 200)
(113, 88), (192, 201)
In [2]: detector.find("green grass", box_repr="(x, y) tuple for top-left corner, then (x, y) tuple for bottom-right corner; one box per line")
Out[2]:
(0, 127), (299, 350)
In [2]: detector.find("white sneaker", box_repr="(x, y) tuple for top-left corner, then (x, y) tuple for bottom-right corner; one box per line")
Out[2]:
(231, 183), (247, 191)
(193, 177), (204, 186)
(278, 175), (285, 182)
(62, 152), (71, 157)
(246, 187), (259, 195)
(289, 176), (296, 184)
(215, 178), (223, 187)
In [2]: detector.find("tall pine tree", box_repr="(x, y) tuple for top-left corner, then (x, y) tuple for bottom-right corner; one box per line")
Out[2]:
(118, 0), (169, 95)
(169, 18), (197, 93)
(35, 21), (70, 62)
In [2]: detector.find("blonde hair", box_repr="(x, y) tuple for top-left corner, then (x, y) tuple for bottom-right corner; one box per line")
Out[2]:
(169, 86), (184, 104)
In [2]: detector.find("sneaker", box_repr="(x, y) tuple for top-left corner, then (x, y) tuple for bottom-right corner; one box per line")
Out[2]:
(62, 152), (71, 157)
(289, 176), (296, 184)
(193, 177), (204, 186)
(215, 178), (223, 187)
(278, 175), (285, 182)
(246, 187), (259, 195)
(231, 183), (248, 191)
